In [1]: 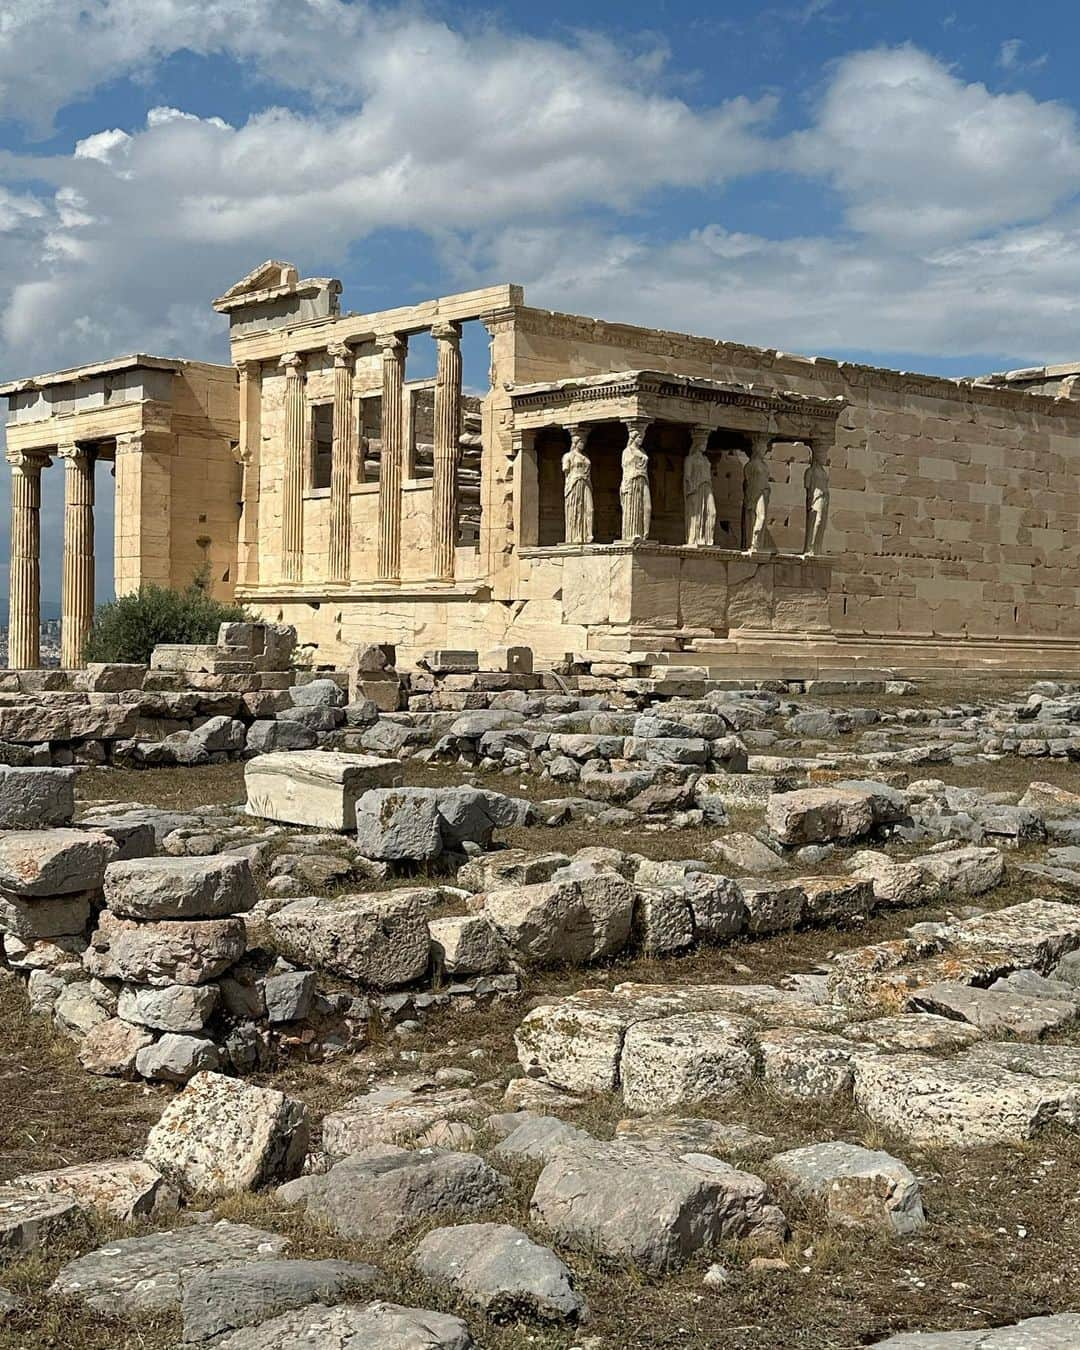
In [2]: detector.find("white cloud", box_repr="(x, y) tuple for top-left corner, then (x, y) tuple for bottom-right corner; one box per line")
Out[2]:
(792, 45), (1080, 243)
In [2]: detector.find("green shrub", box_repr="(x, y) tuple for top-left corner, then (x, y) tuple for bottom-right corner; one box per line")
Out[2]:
(82, 575), (252, 666)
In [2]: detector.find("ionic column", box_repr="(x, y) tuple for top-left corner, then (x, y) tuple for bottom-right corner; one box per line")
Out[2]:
(376, 333), (407, 582)
(327, 342), (355, 584)
(235, 360), (261, 587)
(280, 352), (305, 583)
(7, 449), (48, 669)
(431, 321), (462, 581)
(59, 443), (95, 668)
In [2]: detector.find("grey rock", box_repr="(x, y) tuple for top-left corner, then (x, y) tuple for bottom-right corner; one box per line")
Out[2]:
(493, 1116), (593, 1166)
(0, 828), (116, 896)
(246, 720), (317, 754)
(118, 982), (219, 1033)
(770, 1141), (925, 1235)
(84, 911), (246, 987)
(268, 891), (430, 987)
(288, 679), (346, 709)
(873, 1313), (1080, 1348)
(105, 854), (259, 921)
(910, 981), (1078, 1039)
(263, 970), (316, 1022)
(354, 788), (443, 862)
(136, 1033), (220, 1083)
(413, 1221), (587, 1323)
(484, 874), (634, 966)
(209, 1301), (473, 1349)
(0, 766), (75, 828)
(0, 1185), (81, 1259)
(49, 1220), (289, 1314)
(181, 1258), (377, 1342)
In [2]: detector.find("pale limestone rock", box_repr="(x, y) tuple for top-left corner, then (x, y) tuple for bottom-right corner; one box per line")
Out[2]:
(917, 845), (1005, 897)
(85, 911), (245, 986)
(620, 1011), (757, 1112)
(853, 1052), (1080, 1146)
(135, 1033), (220, 1083)
(104, 854), (258, 920)
(739, 878), (806, 934)
(211, 1301), (474, 1349)
(844, 1013), (982, 1053)
(910, 980), (1079, 1039)
(11, 1159), (171, 1223)
(757, 1027), (862, 1101)
(78, 1016), (154, 1075)
(0, 766), (75, 828)
(429, 913), (511, 976)
(710, 831), (786, 874)
(118, 981), (219, 1032)
(615, 1116), (774, 1156)
(845, 849), (941, 906)
(769, 1141), (925, 1235)
(267, 891), (429, 986)
(245, 751), (402, 830)
(0, 828), (116, 896)
(144, 1072), (309, 1197)
(321, 1080), (483, 1157)
(799, 875), (874, 925)
(0, 1185), (81, 1259)
(874, 1314), (1080, 1348)
(632, 886), (695, 955)
(530, 1139), (786, 1275)
(680, 872), (747, 940)
(0, 890), (92, 940)
(484, 874), (634, 966)
(412, 1221), (587, 1323)
(765, 787), (876, 846)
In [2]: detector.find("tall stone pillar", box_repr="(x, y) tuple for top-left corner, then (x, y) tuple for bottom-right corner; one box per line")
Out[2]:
(235, 360), (261, 587)
(376, 333), (407, 582)
(7, 449), (47, 669)
(59, 443), (95, 668)
(280, 351), (305, 583)
(431, 321), (462, 581)
(327, 342), (355, 585)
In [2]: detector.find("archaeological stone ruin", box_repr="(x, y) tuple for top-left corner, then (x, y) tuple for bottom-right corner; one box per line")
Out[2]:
(3, 262), (1080, 1346)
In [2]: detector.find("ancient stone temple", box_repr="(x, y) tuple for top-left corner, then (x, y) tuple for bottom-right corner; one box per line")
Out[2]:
(4, 259), (1080, 672)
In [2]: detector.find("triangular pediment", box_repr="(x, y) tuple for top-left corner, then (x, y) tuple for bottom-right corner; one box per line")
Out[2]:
(218, 260), (299, 302)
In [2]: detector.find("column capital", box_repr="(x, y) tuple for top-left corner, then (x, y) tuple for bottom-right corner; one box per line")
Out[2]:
(430, 320), (462, 345)
(5, 448), (50, 471)
(375, 332), (406, 355)
(279, 351), (304, 374)
(56, 441), (90, 463)
(808, 436), (831, 462)
(114, 430), (145, 456)
(748, 432), (772, 456)
(235, 358), (261, 379)
(623, 416), (651, 448)
(327, 341), (355, 367)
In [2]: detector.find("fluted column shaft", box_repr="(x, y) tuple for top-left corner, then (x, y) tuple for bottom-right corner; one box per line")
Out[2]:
(431, 321), (462, 581)
(60, 443), (95, 668)
(7, 451), (47, 669)
(280, 352), (305, 583)
(377, 333), (407, 582)
(235, 360), (261, 587)
(327, 343), (355, 584)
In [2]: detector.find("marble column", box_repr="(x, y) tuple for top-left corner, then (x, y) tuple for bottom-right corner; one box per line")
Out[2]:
(7, 449), (48, 669)
(376, 333), (407, 582)
(235, 360), (261, 587)
(431, 321), (462, 581)
(327, 342), (355, 585)
(280, 351), (305, 583)
(59, 442), (95, 668)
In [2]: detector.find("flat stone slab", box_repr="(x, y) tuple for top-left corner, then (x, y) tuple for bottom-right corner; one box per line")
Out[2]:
(245, 752), (403, 830)
(492, 1116), (594, 1166)
(853, 1052), (1080, 1146)
(413, 1221), (587, 1324)
(0, 828), (117, 896)
(758, 1027), (862, 1102)
(278, 1147), (508, 1240)
(769, 1140), (925, 1235)
(180, 1258), (378, 1343)
(910, 981), (1079, 1039)
(49, 1220), (289, 1313)
(144, 1072), (309, 1198)
(10, 1158), (169, 1222)
(844, 1013), (983, 1053)
(321, 1080), (484, 1157)
(530, 1138), (786, 1275)
(0, 1185), (81, 1259)
(211, 1301), (474, 1349)
(620, 1011), (758, 1112)
(614, 1116), (775, 1156)
(874, 1313), (1080, 1348)
(104, 854), (259, 920)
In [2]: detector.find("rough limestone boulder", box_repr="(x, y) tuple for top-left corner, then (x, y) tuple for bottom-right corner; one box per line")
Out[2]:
(84, 911), (245, 986)
(209, 1301), (474, 1349)
(267, 891), (429, 986)
(117, 981), (219, 1033)
(412, 1221), (587, 1323)
(620, 1011), (758, 1112)
(277, 1147), (507, 1239)
(530, 1139), (786, 1274)
(0, 1185), (81, 1259)
(765, 787), (876, 846)
(429, 913), (512, 976)
(144, 1072), (309, 1197)
(757, 1027), (862, 1102)
(0, 766), (75, 828)
(10, 1158), (171, 1223)
(873, 1313), (1080, 1348)
(49, 1221), (289, 1314)
(0, 828), (117, 896)
(180, 1258), (378, 1343)
(104, 854), (258, 920)
(770, 1141), (926, 1235)
(321, 1079), (484, 1157)
(483, 874), (635, 966)
(354, 788), (444, 861)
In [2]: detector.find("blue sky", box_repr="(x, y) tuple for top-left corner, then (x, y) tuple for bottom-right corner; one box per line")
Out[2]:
(1, 0), (1079, 604)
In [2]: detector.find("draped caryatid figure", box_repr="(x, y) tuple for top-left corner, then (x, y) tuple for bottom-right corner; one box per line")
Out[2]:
(742, 433), (772, 552)
(619, 420), (651, 542)
(683, 426), (716, 547)
(561, 425), (593, 544)
(803, 440), (830, 556)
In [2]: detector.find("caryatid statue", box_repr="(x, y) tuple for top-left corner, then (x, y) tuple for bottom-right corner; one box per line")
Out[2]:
(803, 439), (830, 555)
(562, 425), (594, 544)
(684, 426), (716, 547)
(620, 420), (651, 542)
(742, 434), (772, 552)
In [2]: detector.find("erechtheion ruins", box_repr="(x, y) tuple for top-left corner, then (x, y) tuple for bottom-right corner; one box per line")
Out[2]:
(5, 258), (1080, 673)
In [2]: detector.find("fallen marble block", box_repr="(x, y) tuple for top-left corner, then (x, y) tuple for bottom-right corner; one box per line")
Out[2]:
(245, 751), (403, 830)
